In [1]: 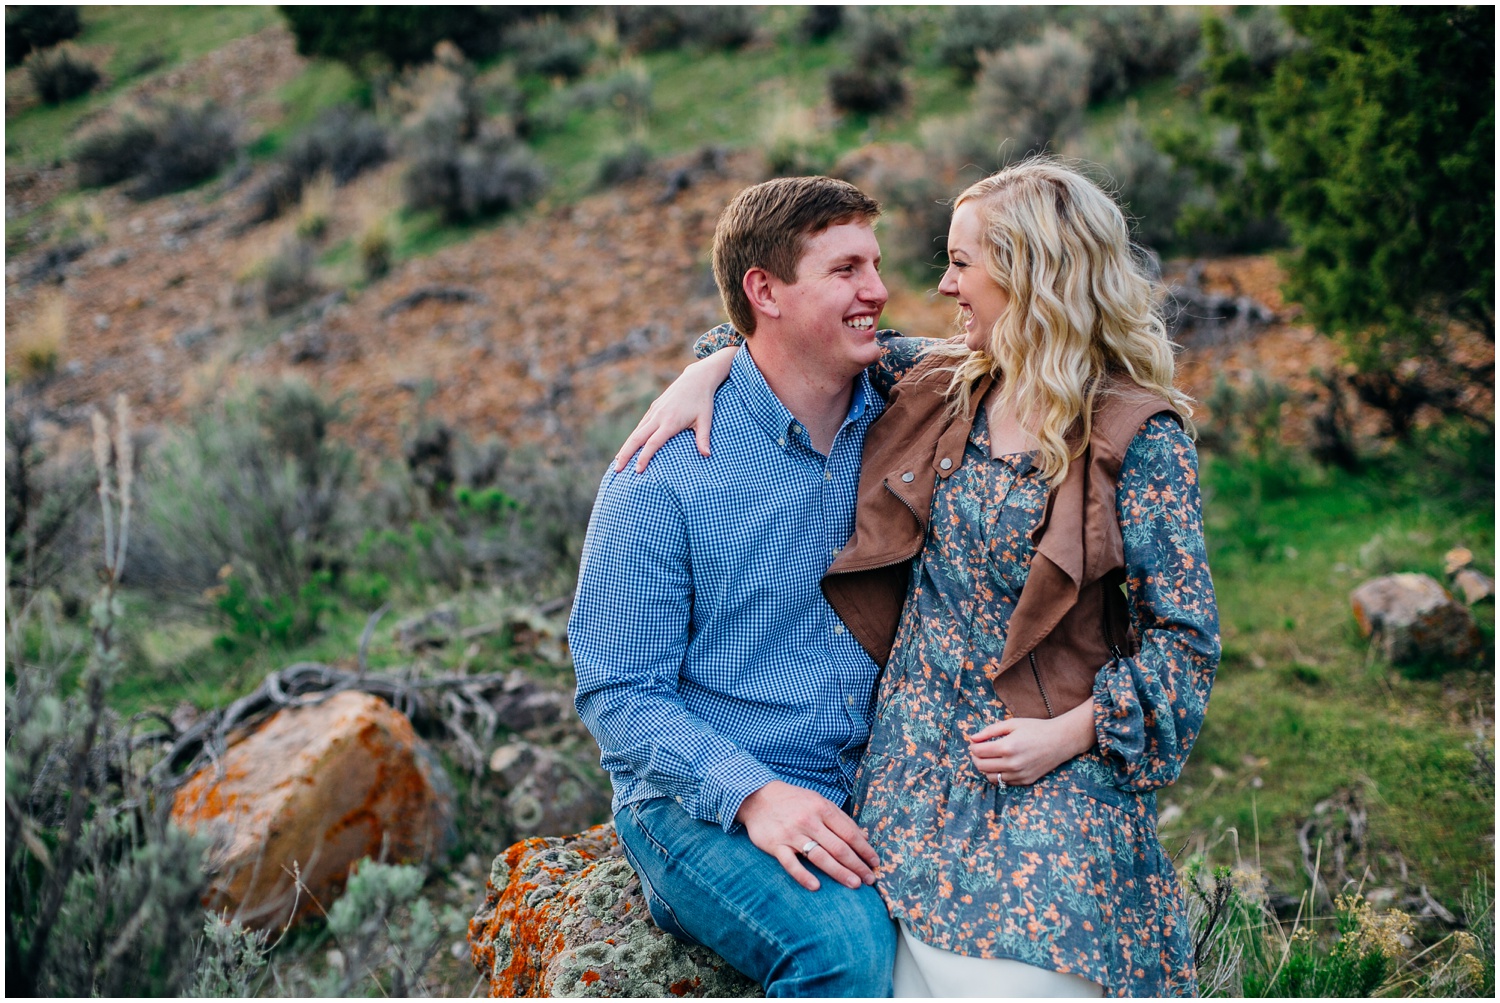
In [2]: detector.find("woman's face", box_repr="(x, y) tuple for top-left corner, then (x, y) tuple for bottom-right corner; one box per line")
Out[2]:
(938, 201), (1010, 352)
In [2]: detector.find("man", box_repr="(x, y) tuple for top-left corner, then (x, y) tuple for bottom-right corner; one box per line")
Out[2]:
(569, 176), (896, 997)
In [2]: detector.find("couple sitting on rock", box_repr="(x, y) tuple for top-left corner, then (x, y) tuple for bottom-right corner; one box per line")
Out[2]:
(569, 164), (1219, 998)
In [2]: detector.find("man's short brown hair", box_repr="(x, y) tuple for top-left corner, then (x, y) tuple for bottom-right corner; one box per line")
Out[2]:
(711, 176), (881, 335)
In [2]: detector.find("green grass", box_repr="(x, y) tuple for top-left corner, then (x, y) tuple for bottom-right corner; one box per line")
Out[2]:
(246, 58), (366, 159)
(6, 5), (279, 166)
(1163, 432), (1495, 909)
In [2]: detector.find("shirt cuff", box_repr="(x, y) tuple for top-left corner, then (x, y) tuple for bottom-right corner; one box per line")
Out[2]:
(697, 752), (779, 833)
(1091, 655), (1146, 769)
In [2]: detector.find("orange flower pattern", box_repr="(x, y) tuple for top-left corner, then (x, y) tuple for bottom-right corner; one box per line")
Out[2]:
(853, 340), (1217, 997)
(695, 326), (1218, 996)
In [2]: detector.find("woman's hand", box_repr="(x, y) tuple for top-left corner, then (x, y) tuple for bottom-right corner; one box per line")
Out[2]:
(613, 347), (738, 473)
(966, 699), (1096, 786)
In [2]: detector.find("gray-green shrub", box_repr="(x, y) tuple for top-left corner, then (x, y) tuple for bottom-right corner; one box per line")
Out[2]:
(71, 103), (240, 198)
(1080, 6), (1203, 103)
(827, 9), (910, 117)
(1069, 110), (1203, 252)
(135, 381), (358, 627)
(71, 115), (157, 188)
(612, 6), (754, 53)
(933, 6), (1054, 80)
(402, 139), (548, 223)
(969, 27), (1092, 165)
(595, 141), (653, 189)
(133, 102), (240, 198)
(508, 17), (594, 80)
(24, 42), (99, 104)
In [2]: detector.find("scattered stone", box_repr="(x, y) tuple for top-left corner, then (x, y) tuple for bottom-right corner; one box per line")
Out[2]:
(469, 824), (761, 998)
(490, 671), (572, 732)
(102, 247), (130, 267)
(25, 240), (89, 285)
(1350, 573), (1483, 666)
(489, 740), (610, 839)
(380, 285), (487, 319)
(1452, 568), (1493, 605)
(1444, 547), (1474, 576)
(174, 323), (220, 352)
(280, 324), (328, 364)
(94, 313), (110, 330)
(171, 690), (454, 929)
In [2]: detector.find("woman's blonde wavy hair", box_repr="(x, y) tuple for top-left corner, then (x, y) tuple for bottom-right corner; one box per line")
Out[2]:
(927, 157), (1193, 484)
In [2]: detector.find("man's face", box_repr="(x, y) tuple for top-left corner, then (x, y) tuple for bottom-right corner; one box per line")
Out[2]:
(772, 221), (888, 379)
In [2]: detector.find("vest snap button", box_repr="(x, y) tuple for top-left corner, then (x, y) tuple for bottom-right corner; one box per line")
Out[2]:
(900, 471), (914, 483)
(939, 457), (953, 470)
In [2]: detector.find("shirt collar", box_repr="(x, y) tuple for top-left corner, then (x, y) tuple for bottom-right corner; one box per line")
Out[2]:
(729, 348), (881, 452)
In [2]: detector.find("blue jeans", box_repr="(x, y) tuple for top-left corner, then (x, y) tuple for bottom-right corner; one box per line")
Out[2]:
(615, 797), (897, 998)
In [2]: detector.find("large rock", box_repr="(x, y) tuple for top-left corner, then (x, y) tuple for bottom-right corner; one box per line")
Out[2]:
(171, 690), (454, 928)
(468, 824), (761, 998)
(1350, 573), (1484, 666)
(489, 741), (612, 839)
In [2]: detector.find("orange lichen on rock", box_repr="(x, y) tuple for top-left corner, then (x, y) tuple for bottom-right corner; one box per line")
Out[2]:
(468, 824), (761, 997)
(170, 690), (452, 928)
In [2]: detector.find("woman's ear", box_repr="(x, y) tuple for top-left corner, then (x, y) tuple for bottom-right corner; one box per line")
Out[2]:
(742, 267), (781, 320)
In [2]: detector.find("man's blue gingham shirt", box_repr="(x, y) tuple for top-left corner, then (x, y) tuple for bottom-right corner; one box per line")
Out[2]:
(570, 348), (884, 831)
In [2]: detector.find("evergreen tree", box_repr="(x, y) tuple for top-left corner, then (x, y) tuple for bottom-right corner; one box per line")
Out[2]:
(1176, 7), (1494, 359)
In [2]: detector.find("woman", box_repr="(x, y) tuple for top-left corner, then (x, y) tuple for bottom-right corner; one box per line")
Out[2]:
(616, 159), (1218, 997)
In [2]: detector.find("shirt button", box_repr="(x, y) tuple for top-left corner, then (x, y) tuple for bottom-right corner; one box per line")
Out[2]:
(901, 471), (914, 483)
(834, 623), (846, 634)
(793, 424), (803, 435)
(824, 470), (832, 481)
(939, 457), (953, 470)
(778, 437), (786, 446)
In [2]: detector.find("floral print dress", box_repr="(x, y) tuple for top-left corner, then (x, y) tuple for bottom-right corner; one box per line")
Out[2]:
(855, 334), (1219, 997)
(694, 326), (1220, 997)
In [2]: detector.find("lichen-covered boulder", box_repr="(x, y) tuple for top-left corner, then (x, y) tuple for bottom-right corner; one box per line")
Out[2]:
(1350, 573), (1484, 666)
(171, 690), (453, 928)
(489, 741), (612, 839)
(468, 824), (762, 998)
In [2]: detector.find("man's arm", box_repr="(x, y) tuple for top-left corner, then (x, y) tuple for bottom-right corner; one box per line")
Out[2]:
(570, 464), (879, 891)
(571, 465), (776, 829)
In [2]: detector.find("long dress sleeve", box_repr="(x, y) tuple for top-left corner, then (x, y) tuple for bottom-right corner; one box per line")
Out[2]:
(693, 323), (934, 401)
(1092, 413), (1220, 791)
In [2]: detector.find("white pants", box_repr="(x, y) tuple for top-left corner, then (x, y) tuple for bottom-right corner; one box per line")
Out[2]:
(893, 922), (1106, 998)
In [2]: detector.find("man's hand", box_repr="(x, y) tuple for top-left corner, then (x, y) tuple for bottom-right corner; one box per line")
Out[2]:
(966, 699), (1097, 787)
(735, 781), (879, 892)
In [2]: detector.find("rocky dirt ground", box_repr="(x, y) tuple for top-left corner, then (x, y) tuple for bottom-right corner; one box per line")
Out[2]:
(13, 137), (1486, 469)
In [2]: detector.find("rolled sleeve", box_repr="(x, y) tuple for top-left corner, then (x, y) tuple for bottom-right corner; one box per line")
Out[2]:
(1093, 416), (1220, 791)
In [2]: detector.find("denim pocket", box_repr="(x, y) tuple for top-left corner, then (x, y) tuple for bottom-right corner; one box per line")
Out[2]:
(620, 801), (697, 944)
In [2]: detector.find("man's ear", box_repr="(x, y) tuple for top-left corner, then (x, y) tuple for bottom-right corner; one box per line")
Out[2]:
(743, 267), (781, 321)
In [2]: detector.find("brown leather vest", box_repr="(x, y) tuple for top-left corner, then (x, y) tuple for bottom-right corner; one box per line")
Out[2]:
(822, 353), (1181, 719)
